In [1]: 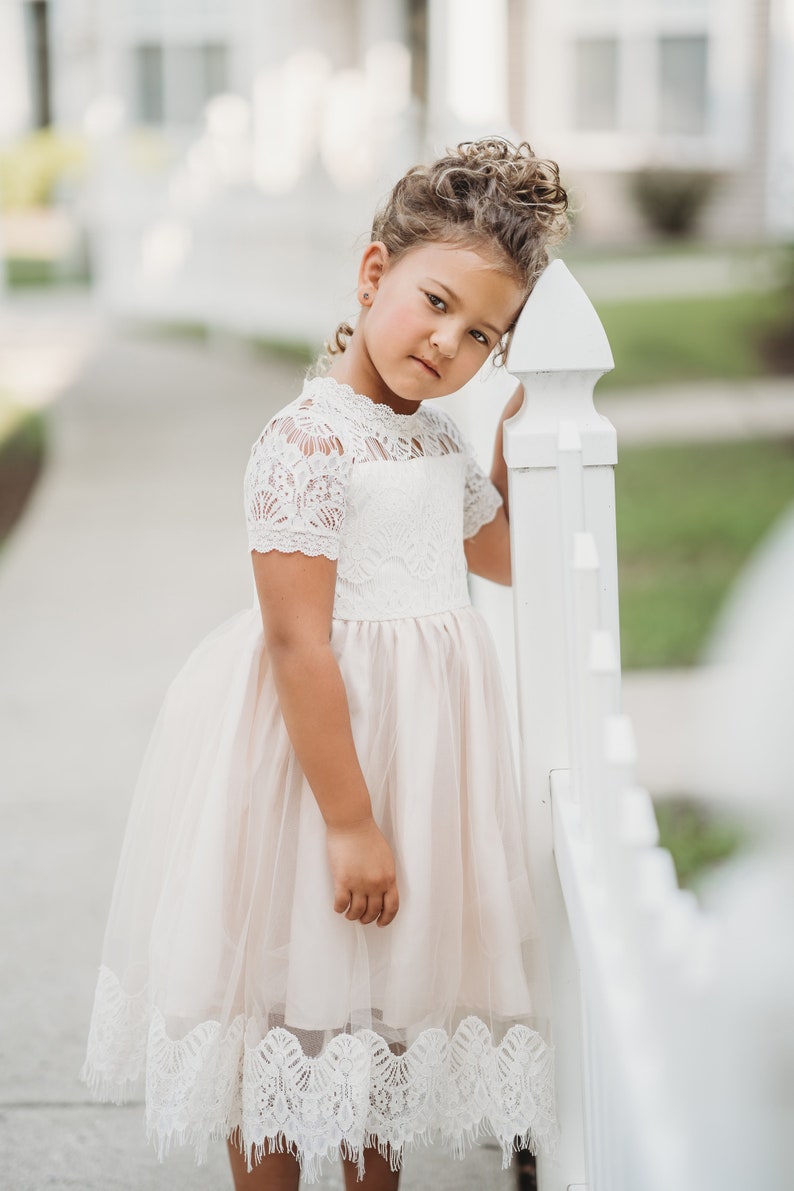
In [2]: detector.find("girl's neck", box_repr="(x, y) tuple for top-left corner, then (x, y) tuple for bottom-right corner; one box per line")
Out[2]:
(327, 339), (421, 418)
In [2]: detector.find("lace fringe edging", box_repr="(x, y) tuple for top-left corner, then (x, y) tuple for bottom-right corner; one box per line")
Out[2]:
(241, 1120), (552, 1184)
(81, 966), (559, 1183)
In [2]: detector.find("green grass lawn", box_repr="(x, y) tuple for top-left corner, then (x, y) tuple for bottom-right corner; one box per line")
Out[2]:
(4, 257), (91, 288)
(617, 437), (794, 668)
(596, 288), (791, 389)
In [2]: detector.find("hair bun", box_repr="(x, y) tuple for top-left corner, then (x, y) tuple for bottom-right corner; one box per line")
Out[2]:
(323, 136), (569, 366)
(373, 136), (568, 293)
(434, 138), (569, 245)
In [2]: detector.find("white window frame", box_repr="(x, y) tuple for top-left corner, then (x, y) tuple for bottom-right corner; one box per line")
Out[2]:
(123, 0), (236, 131)
(522, 0), (754, 172)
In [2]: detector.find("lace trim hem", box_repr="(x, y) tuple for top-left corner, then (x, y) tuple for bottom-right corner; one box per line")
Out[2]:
(81, 967), (559, 1182)
(248, 529), (340, 561)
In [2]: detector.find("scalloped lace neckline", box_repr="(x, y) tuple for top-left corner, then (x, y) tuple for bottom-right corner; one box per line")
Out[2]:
(309, 375), (424, 427)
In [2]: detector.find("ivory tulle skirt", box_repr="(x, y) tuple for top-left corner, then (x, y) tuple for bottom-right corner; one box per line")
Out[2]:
(81, 604), (558, 1179)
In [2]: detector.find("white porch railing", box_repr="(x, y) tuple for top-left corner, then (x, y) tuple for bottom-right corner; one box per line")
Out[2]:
(502, 261), (793, 1191)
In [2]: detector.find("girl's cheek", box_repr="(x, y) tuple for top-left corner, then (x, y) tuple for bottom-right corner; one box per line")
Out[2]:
(459, 342), (488, 379)
(390, 297), (423, 330)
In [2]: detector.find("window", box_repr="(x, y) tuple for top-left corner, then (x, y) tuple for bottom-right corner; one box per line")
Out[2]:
(203, 44), (227, 97)
(574, 37), (619, 131)
(134, 44), (164, 124)
(658, 35), (707, 135)
(168, 43), (229, 124)
(133, 43), (229, 126)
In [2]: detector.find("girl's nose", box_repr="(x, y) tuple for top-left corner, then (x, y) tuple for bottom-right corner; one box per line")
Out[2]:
(429, 326), (460, 358)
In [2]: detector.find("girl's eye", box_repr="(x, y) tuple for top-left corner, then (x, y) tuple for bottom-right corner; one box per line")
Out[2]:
(470, 330), (489, 346)
(426, 292), (445, 310)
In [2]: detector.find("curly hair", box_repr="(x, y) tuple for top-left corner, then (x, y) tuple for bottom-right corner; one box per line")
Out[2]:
(325, 137), (569, 367)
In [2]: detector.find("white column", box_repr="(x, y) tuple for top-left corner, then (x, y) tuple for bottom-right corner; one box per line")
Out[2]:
(0, 0), (28, 299)
(766, 0), (794, 233)
(426, 0), (511, 148)
(0, 0), (32, 138)
(425, 0), (451, 149)
(359, 0), (415, 175)
(360, 0), (408, 49)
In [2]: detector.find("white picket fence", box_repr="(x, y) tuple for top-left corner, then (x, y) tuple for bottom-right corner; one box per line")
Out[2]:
(501, 261), (793, 1191)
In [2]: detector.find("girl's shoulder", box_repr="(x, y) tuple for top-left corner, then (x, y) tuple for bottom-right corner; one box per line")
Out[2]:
(416, 401), (469, 453)
(250, 377), (358, 461)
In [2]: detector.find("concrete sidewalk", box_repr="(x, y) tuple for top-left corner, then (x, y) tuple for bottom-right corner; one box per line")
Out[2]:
(567, 244), (781, 302)
(599, 376), (794, 444)
(0, 306), (790, 1189)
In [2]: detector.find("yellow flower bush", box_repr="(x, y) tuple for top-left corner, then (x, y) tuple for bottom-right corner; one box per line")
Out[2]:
(0, 129), (88, 211)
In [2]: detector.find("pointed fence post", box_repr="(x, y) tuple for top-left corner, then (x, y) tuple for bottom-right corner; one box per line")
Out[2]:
(504, 260), (617, 1191)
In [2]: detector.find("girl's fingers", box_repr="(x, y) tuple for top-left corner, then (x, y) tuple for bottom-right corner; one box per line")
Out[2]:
(377, 887), (400, 927)
(336, 888), (399, 924)
(359, 895), (385, 925)
(345, 892), (368, 921)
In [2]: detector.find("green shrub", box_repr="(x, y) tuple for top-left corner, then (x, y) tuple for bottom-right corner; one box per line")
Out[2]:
(628, 168), (720, 238)
(759, 242), (794, 373)
(654, 797), (746, 890)
(0, 397), (47, 549)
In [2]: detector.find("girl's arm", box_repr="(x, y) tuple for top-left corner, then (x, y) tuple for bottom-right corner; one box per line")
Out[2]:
(252, 549), (399, 927)
(463, 381), (524, 586)
(490, 381), (524, 516)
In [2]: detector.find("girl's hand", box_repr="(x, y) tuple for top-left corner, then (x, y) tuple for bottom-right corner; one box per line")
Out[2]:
(463, 381), (524, 585)
(489, 379), (525, 517)
(501, 380), (525, 423)
(326, 817), (400, 927)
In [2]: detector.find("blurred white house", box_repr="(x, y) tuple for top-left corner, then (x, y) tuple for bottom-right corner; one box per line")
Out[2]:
(1, 0), (793, 340)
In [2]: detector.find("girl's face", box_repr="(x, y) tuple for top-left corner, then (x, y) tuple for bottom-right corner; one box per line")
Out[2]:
(353, 240), (525, 408)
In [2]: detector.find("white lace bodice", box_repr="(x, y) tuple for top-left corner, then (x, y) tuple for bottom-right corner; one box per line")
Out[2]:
(244, 377), (502, 621)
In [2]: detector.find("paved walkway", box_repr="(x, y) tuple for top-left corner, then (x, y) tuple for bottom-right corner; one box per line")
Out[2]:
(598, 376), (794, 443)
(0, 294), (791, 1188)
(566, 245), (781, 302)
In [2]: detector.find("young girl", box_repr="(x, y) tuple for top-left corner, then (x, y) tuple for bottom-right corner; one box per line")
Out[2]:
(81, 136), (569, 1189)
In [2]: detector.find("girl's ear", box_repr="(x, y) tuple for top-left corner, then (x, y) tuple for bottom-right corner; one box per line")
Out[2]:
(358, 241), (389, 303)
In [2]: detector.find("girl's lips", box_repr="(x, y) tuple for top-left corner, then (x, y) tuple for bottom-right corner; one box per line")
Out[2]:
(412, 356), (440, 378)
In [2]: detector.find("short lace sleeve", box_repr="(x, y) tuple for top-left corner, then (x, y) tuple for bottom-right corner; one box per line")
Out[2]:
(244, 402), (353, 560)
(463, 451), (503, 540)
